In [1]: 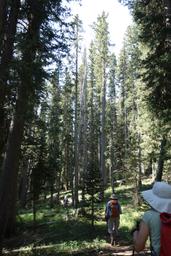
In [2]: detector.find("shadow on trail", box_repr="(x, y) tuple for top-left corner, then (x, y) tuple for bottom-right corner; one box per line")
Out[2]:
(3, 216), (134, 255)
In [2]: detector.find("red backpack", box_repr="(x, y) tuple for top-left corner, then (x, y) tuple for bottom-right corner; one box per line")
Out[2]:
(160, 213), (171, 256)
(109, 199), (119, 218)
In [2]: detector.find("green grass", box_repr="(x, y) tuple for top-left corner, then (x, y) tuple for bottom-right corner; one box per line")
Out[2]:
(3, 182), (151, 255)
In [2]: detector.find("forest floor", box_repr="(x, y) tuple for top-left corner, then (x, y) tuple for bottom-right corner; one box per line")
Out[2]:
(2, 180), (152, 256)
(3, 234), (150, 256)
(3, 234), (151, 256)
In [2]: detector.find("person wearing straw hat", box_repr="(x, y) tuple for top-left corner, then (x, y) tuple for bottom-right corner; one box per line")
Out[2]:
(133, 181), (171, 255)
(105, 193), (122, 245)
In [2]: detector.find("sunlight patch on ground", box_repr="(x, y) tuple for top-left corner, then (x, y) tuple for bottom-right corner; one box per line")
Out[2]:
(3, 239), (107, 255)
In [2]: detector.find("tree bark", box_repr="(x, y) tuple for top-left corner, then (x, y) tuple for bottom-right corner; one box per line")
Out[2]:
(73, 16), (79, 208)
(0, 91), (26, 240)
(137, 132), (142, 187)
(78, 49), (88, 201)
(0, 0), (41, 243)
(0, 0), (20, 158)
(100, 63), (107, 188)
(19, 160), (31, 208)
(156, 136), (167, 181)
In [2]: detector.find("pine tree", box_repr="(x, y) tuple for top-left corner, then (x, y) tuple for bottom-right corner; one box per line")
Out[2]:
(106, 53), (118, 190)
(0, 0), (74, 242)
(133, 0), (171, 180)
(0, 0), (20, 161)
(116, 24), (144, 201)
(77, 49), (88, 201)
(72, 15), (83, 208)
(48, 69), (62, 207)
(61, 67), (74, 193)
(133, 0), (171, 121)
(84, 41), (101, 226)
(93, 12), (111, 193)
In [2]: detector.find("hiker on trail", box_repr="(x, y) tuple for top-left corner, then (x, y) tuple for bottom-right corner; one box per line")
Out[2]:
(132, 181), (171, 256)
(105, 193), (122, 245)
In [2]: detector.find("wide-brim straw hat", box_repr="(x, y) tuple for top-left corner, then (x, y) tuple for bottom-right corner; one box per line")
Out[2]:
(141, 181), (171, 213)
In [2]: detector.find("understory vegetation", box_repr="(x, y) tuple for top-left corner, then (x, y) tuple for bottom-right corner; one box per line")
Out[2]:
(3, 180), (151, 256)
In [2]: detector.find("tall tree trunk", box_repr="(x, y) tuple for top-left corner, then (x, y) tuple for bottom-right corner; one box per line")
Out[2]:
(108, 55), (117, 192)
(137, 132), (142, 187)
(55, 172), (61, 205)
(156, 135), (167, 181)
(120, 46), (128, 166)
(0, 0), (41, 244)
(19, 160), (31, 208)
(78, 49), (88, 201)
(100, 65), (106, 189)
(0, 0), (20, 159)
(73, 16), (79, 208)
(110, 106), (117, 191)
(0, 88), (27, 241)
(91, 192), (95, 228)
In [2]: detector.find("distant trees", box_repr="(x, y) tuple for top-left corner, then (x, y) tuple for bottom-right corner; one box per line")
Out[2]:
(120, 0), (171, 122)
(1, 0), (171, 243)
(92, 12), (111, 195)
(116, 25), (143, 202)
(48, 70), (62, 207)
